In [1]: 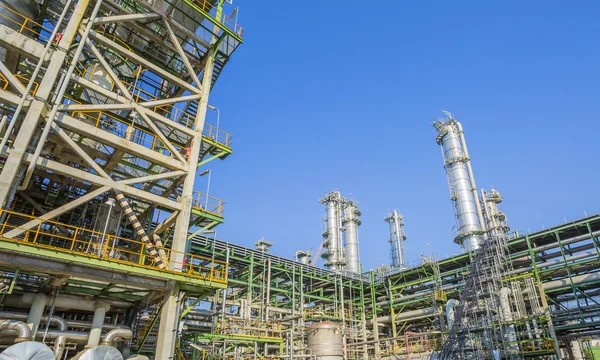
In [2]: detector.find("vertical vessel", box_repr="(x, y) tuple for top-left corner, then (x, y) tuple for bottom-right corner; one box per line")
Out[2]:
(320, 191), (345, 271)
(342, 199), (361, 274)
(384, 210), (406, 269)
(434, 111), (485, 251)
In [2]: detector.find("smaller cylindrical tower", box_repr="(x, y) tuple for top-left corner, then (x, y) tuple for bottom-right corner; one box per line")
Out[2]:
(481, 189), (510, 238)
(384, 210), (406, 269)
(307, 322), (343, 360)
(320, 191), (345, 271)
(434, 111), (485, 252)
(296, 250), (312, 265)
(342, 199), (361, 274)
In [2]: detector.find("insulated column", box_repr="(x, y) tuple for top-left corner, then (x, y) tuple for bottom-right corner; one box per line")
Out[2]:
(343, 199), (361, 274)
(384, 210), (406, 269)
(434, 111), (484, 251)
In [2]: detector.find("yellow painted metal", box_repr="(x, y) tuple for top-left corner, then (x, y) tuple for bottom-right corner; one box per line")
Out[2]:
(0, 209), (228, 283)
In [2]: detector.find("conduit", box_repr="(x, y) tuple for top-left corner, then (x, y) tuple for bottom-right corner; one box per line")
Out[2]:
(0, 320), (31, 342)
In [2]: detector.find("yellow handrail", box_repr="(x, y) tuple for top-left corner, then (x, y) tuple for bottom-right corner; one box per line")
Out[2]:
(0, 209), (228, 283)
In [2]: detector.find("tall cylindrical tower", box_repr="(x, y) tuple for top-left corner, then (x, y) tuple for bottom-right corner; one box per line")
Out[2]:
(481, 189), (510, 239)
(343, 199), (361, 274)
(384, 210), (406, 269)
(320, 191), (345, 271)
(434, 111), (485, 251)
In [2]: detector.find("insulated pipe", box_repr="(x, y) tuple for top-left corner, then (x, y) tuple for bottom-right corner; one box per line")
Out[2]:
(88, 302), (110, 347)
(368, 308), (435, 324)
(446, 299), (459, 329)
(0, 329), (131, 344)
(2, 293), (130, 310)
(506, 250), (598, 276)
(0, 320), (31, 342)
(499, 287), (517, 349)
(101, 328), (133, 345)
(543, 272), (600, 291)
(27, 293), (47, 337)
(570, 340), (584, 360)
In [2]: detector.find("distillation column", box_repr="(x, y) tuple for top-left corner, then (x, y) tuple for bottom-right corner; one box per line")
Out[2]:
(434, 111), (485, 251)
(384, 210), (406, 269)
(343, 199), (361, 274)
(320, 191), (345, 271)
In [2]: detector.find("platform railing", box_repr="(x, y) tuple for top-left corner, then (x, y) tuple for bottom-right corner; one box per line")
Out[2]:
(0, 209), (228, 283)
(0, 2), (53, 43)
(192, 192), (224, 217)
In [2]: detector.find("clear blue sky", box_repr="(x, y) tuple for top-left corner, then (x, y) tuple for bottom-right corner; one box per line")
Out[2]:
(199, 1), (600, 271)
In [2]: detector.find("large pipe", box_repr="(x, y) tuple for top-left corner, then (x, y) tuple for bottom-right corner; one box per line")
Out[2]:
(0, 328), (132, 344)
(543, 271), (600, 291)
(101, 328), (133, 345)
(434, 112), (483, 251)
(385, 210), (406, 269)
(368, 308), (435, 324)
(446, 299), (459, 329)
(0, 320), (31, 342)
(499, 287), (517, 351)
(2, 293), (130, 310)
(88, 302), (110, 347)
(343, 200), (361, 274)
(27, 293), (47, 337)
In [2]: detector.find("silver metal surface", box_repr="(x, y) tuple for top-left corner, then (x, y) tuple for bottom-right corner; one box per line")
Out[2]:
(434, 113), (482, 251)
(320, 191), (344, 270)
(306, 322), (343, 360)
(0, 341), (54, 360)
(384, 210), (406, 269)
(0, 320), (31, 342)
(342, 200), (361, 274)
(71, 345), (123, 360)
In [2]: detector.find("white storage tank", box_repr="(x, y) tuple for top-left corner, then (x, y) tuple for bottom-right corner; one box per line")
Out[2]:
(307, 322), (343, 360)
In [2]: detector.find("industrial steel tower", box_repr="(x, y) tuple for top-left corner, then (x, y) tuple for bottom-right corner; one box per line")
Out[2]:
(384, 210), (406, 269)
(0, 0), (242, 357)
(434, 110), (485, 252)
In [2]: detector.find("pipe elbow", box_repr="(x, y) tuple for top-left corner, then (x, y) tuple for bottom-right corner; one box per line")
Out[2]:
(0, 320), (31, 342)
(101, 328), (133, 345)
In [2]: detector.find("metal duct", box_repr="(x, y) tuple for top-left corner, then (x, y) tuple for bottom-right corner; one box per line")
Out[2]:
(71, 345), (123, 360)
(101, 328), (133, 345)
(320, 191), (344, 270)
(0, 341), (54, 360)
(0, 320), (30, 342)
(384, 210), (406, 269)
(434, 112), (483, 251)
(343, 200), (361, 274)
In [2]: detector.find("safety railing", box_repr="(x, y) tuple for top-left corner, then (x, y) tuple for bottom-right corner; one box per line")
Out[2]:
(77, 64), (233, 148)
(189, 0), (244, 38)
(217, 317), (282, 339)
(0, 2), (53, 43)
(0, 209), (228, 283)
(192, 191), (224, 217)
(0, 72), (40, 96)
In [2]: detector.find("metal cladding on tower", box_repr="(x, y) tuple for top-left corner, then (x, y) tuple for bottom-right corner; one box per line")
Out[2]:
(319, 191), (362, 274)
(385, 210), (406, 269)
(434, 111), (485, 252)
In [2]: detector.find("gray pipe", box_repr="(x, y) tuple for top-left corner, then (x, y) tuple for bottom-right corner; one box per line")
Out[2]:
(0, 320), (31, 342)
(101, 328), (133, 345)
(2, 293), (130, 310)
(446, 299), (459, 329)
